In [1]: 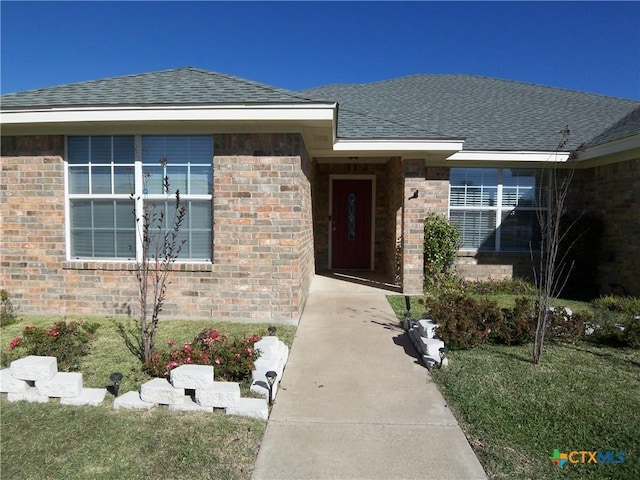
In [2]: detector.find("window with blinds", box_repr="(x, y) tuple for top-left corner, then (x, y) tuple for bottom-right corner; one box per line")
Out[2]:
(449, 168), (546, 251)
(66, 135), (213, 261)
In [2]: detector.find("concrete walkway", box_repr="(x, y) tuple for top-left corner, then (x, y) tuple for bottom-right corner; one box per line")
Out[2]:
(251, 274), (486, 480)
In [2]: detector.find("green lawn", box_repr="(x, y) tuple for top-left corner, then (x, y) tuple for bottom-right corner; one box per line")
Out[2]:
(432, 343), (640, 479)
(387, 295), (640, 479)
(1, 316), (296, 480)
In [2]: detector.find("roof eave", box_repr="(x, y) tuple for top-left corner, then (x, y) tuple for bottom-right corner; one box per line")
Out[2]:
(325, 137), (465, 157)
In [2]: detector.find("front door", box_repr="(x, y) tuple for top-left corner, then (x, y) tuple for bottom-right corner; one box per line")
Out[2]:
(331, 178), (373, 269)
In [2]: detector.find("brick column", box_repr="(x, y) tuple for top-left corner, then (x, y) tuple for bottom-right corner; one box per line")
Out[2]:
(402, 159), (426, 294)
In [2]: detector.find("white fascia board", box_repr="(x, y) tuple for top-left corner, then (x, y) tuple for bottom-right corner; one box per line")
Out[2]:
(579, 134), (640, 161)
(0, 104), (337, 125)
(446, 150), (571, 163)
(333, 138), (464, 152)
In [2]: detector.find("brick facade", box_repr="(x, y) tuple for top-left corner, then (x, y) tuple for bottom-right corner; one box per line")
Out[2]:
(401, 160), (427, 294)
(385, 158), (404, 284)
(2, 133), (636, 320)
(0, 134), (315, 322)
(569, 157), (640, 295)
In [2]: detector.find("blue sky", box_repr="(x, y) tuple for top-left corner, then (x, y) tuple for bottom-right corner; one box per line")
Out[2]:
(1, 1), (639, 99)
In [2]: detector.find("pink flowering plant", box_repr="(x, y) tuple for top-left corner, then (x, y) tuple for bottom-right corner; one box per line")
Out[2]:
(144, 327), (262, 382)
(2, 320), (100, 371)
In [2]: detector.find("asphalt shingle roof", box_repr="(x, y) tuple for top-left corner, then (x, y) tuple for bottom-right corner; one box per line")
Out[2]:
(299, 75), (640, 150)
(0, 67), (316, 107)
(2, 68), (638, 151)
(586, 105), (640, 147)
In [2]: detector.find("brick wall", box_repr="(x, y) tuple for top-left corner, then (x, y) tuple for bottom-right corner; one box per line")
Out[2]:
(455, 252), (535, 281)
(385, 158), (404, 284)
(0, 134), (314, 323)
(402, 160), (427, 294)
(569, 157), (640, 295)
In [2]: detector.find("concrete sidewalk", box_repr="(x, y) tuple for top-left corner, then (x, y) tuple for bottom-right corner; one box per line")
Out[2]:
(251, 274), (487, 480)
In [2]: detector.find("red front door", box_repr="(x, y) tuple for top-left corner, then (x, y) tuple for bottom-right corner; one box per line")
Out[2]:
(331, 178), (373, 269)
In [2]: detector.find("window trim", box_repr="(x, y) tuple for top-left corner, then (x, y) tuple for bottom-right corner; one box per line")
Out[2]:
(64, 135), (213, 263)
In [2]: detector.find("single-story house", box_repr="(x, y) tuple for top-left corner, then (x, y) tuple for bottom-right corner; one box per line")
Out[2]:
(1, 67), (638, 322)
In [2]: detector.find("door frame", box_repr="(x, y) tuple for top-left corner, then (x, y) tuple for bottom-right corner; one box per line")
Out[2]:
(328, 174), (376, 270)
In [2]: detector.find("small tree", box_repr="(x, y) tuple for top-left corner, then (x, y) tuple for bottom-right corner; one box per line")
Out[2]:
(531, 126), (584, 364)
(121, 158), (187, 364)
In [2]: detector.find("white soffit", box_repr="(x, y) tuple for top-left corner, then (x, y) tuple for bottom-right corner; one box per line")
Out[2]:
(446, 150), (571, 163)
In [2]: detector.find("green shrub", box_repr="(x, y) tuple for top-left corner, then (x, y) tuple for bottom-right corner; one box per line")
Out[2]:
(0, 290), (19, 327)
(586, 296), (640, 348)
(490, 297), (536, 345)
(2, 320), (100, 371)
(145, 328), (262, 382)
(547, 307), (586, 344)
(431, 293), (500, 349)
(423, 213), (461, 289)
(622, 317), (640, 349)
(591, 295), (640, 314)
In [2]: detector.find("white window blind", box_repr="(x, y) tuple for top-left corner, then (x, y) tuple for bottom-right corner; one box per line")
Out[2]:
(66, 135), (213, 261)
(449, 168), (546, 251)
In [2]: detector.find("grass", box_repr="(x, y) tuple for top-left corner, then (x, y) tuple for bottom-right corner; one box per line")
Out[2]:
(386, 294), (640, 479)
(431, 343), (640, 479)
(1, 315), (296, 480)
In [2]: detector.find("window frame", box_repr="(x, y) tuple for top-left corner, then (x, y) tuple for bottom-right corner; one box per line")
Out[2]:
(64, 135), (214, 263)
(448, 167), (547, 252)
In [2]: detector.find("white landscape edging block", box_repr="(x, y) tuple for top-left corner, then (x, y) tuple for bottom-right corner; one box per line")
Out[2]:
(113, 391), (156, 410)
(170, 364), (214, 390)
(140, 378), (185, 405)
(169, 396), (214, 413)
(61, 388), (107, 406)
(250, 379), (279, 400)
(419, 337), (445, 357)
(36, 372), (83, 398)
(417, 319), (438, 339)
(7, 386), (49, 403)
(226, 397), (268, 420)
(0, 368), (29, 394)
(10, 355), (57, 381)
(251, 357), (284, 383)
(195, 381), (240, 408)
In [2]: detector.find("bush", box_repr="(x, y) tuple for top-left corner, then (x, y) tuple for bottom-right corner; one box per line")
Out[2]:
(144, 328), (262, 382)
(490, 297), (536, 345)
(423, 213), (461, 289)
(591, 295), (640, 314)
(2, 320), (100, 371)
(0, 290), (19, 327)
(431, 293), (500, 349)
(547, 307), (586, 344)
(585, 296), (640, 348)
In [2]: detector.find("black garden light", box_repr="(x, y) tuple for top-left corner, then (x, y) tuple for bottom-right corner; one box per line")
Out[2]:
(265, 370), (278, 405)
(403, 295), (413, 331)
(268, 325), (277, 336)
(110, 372), (123, 397)
(438, 347), (449, 369)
